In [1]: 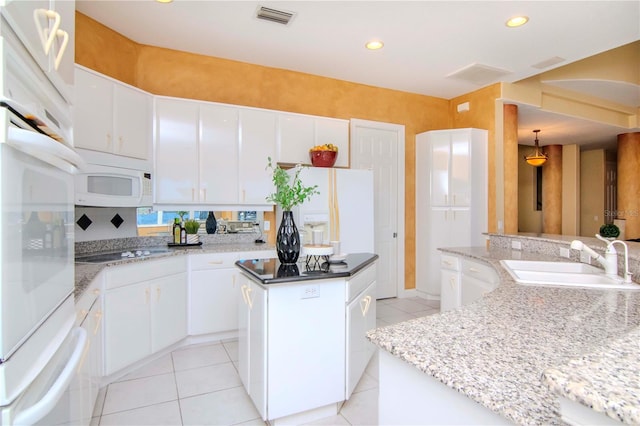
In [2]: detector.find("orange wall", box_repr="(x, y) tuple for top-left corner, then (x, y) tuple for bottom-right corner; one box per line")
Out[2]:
(75, 12), (498, 291)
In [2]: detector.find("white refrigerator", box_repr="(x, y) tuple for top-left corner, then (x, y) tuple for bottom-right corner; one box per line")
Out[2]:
(281, 167), (374, 255)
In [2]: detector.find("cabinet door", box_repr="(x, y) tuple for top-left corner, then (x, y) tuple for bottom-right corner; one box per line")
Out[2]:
(2, 1), (51, 74)
(248, 281), (267, 420)
(104, 283), (151, 375)
(74, 68), (113, 153)
(429, 133), (451, 206)
(440, 269), (460, 312)
(2, 0), (74, 100)
(150, 273), (187, 353)
(154, 98), (199, 204)
(461, 275), (495, 306)
(239, 109), (276, 204)
(190, 268), (239, 335)
(200, 103), (240, 203)
(114, 83), (150, 160)
(277, 113), (314, 165)
(238, 276), (250, 390)
(346, 281), (376, 399)
(450, 131), (471, 207)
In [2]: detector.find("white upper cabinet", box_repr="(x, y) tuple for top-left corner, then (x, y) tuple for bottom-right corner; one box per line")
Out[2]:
(74, 67), (151, 159)
(427, 130), (471, 207)
(1, 0), (75, 102)
(199, 103), (239, 204)
(154, 97), (199, 204)
(277, 113), (349, 167)
(239, 108), (276, 205)
(154, 97), (243, 206)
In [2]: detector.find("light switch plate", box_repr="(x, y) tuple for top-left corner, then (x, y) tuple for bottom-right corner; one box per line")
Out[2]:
(580, 251), (592, 264)
(511, 240), (522, 250)
(559, 247), (570, 258)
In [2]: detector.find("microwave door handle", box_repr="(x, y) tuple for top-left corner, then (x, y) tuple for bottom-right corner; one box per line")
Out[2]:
(7, 127), (86, 173)
(13, 328), (87, 425)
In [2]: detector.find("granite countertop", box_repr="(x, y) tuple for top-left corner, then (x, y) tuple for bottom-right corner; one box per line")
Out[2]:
(235, 253), (378, 286)
(367, 246), (640, 425)
(74, 240), (275, 299)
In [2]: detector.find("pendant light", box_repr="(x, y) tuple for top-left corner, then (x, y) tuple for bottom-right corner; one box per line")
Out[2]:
(524, 129), (547, 167)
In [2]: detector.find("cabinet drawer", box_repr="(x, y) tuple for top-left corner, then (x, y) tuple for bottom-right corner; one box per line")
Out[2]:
(461, 260), (498, 284)
(76, 280), (102, 325)
(105, 256), (186, 289)
(346, 263), (377, 302)
(440, 254), (460, 271)
(189, 252), (239, 270)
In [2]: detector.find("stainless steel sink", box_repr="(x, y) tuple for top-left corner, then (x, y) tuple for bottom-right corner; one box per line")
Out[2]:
(500, 260), (640, 291)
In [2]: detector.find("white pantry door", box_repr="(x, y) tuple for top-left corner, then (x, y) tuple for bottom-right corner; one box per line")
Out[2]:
(350, 119), (405, 299)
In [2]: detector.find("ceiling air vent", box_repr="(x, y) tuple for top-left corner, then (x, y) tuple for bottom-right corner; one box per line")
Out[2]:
(446, 63), (513, 86)
(256, 6), (295, 25)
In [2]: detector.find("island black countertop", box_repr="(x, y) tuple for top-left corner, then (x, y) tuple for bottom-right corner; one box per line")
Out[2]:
(235, 253), (378, 285)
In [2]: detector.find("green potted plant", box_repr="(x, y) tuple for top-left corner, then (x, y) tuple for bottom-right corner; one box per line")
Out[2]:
(184, 219), (200, 244)
(265, 157), (319, 264)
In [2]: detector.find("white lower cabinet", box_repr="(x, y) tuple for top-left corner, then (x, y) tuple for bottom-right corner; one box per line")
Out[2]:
(103, 257), (187, 376)
(440, 254), (497, 312)
(440, 254), (461, 312)
(189, 252), (241, 336)
(239, 274), (347, 422)
(461, 259), (499, 306)
(74, 274), (104, 425)
(238, 277), (267, 419)
(346, 280), (376, 398)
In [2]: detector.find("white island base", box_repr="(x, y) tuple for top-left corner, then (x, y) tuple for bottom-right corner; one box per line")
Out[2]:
(379, 350), (510, 425)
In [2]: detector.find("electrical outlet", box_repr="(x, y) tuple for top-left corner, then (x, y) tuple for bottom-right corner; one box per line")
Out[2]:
(559, 247), (570, 258)
(263, 220), (270, 231)
(301, 285), (319, 299)
(511, 240), (522, 250)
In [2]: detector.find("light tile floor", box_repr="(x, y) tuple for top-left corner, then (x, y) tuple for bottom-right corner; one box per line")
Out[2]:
(91, 297), (440, 426)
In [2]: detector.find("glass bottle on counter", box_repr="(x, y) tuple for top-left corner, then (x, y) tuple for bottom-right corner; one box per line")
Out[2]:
(173, 218), (181, 244)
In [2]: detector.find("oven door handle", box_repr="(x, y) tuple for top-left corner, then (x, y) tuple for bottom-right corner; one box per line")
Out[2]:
(7, 126), (85, 173)
(13, 327), (87, 426)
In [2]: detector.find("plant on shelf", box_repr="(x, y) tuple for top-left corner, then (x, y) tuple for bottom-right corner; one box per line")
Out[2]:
(265, 157), (319, 264)
(184, 219), (200, 234)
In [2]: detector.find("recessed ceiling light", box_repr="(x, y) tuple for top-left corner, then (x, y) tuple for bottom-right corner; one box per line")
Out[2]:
(506, 16), (529, 28)
(365, 40), (384, 50)
(156, 0), (173, 3)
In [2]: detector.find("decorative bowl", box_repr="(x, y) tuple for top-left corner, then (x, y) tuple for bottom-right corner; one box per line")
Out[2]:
(310, 150), (337, 167)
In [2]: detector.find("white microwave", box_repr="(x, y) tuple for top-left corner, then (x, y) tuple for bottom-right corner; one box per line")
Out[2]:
(75, 164), (152, 207)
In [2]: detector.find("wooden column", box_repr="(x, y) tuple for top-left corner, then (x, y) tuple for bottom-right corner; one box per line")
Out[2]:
(617, 132), (640, 239)
(503, 104), (518, 234)
(542, 145), (563, 234)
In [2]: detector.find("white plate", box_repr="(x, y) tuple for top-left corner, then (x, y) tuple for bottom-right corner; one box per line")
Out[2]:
(328, 253), (347, 263)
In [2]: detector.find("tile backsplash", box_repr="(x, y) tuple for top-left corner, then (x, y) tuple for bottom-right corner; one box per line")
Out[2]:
(74, 207), (138, 242)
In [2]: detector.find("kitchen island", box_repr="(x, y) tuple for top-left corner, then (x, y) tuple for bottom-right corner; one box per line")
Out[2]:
(367, 243), (640, 425)
(235, 253), (378, 425)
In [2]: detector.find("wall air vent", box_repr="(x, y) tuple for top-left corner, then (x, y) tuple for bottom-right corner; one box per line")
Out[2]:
(446, 63), (513, 86)
(256, 6), (295, 25)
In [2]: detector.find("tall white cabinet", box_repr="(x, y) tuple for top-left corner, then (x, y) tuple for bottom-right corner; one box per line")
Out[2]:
(415, 128), (487, 299)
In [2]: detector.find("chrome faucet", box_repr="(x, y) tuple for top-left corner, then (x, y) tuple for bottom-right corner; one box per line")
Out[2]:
(570, 236), (633, 283)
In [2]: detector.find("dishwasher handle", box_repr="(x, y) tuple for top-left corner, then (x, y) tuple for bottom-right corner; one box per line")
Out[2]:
(13, 327), (88, 425)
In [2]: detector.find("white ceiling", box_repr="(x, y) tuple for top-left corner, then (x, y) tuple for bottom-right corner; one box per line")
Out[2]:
(76, 0), (640, 150)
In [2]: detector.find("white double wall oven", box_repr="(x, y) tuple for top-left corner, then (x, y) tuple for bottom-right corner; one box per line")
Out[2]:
(0, 3), (86, 425)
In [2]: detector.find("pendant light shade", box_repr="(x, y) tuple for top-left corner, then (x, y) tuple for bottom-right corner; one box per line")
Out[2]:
(524, 129), (547, 167)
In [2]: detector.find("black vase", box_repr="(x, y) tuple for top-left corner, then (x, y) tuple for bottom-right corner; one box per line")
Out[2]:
(205, 211), (217, 234)
(276, 211), (300, 264)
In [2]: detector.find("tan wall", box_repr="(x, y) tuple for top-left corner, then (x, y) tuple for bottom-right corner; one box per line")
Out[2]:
(580, 149), (606, 237)
(449, 86), (501, 234)
(517, 145), (542, 233)
(561, 145), (580, 235)
(75, 12), (500, 290)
